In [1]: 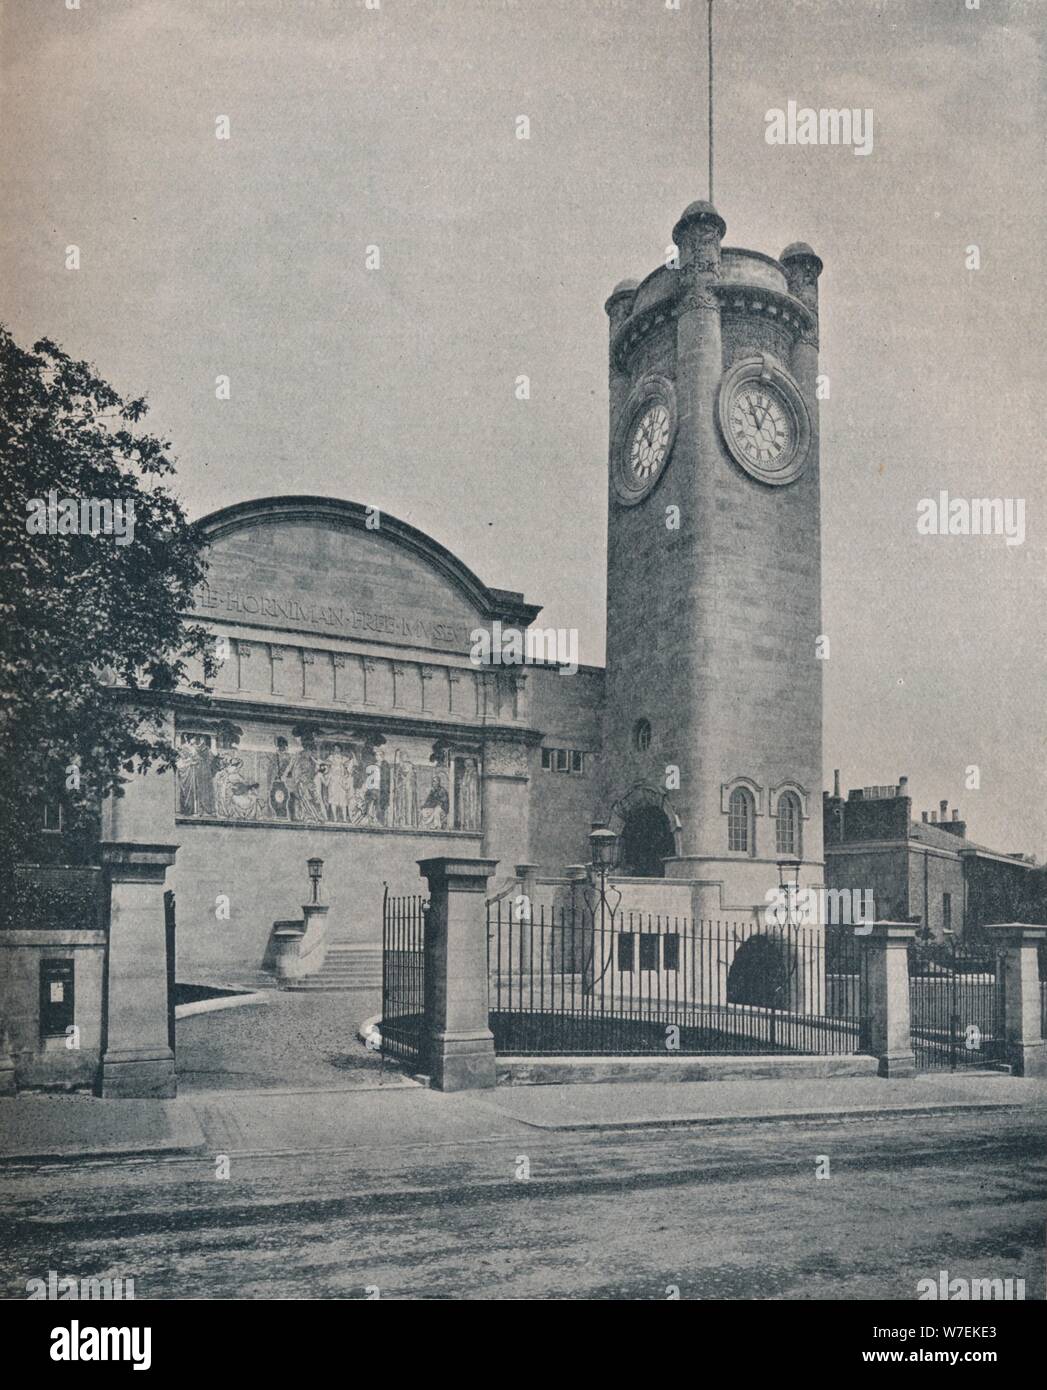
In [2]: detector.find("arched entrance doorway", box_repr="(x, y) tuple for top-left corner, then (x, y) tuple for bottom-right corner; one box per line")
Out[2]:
(618, 804), (675, 877)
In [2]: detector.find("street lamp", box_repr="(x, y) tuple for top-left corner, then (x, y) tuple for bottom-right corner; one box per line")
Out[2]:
(776, 858), (801, 927)
(582, 823), (622, 1006)
(307, 857), (324, 904)
(589, 823), (619, 873)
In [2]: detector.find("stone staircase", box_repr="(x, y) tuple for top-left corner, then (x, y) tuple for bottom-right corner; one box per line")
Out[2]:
(285, 943), (383, 994)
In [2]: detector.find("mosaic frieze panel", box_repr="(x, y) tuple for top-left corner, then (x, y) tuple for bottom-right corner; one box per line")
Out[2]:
(176, 717), (482, 832)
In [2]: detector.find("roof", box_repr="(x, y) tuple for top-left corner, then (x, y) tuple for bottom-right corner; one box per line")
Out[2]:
(193, 494), (543, 629)
(909, 819), (1039, 867)
(909, 820), (973, 853)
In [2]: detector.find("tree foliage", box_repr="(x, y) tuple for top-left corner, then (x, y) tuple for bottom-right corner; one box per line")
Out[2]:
(0, 327), (217, 864)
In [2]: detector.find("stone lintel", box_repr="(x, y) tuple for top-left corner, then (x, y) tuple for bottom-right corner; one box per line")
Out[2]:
(418, 857), (499, 893)
(865, 921), (919, 945)
(985, 922), (1047, 946)
(0, 930), (107, 947)
(101, 842), (179, 883)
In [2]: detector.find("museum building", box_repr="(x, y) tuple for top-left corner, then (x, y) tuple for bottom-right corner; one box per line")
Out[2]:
(105, 203), (831, 983)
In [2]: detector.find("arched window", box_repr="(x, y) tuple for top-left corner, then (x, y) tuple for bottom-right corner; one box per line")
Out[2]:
(633, 718), (652, 752)
(776, 791), (802, 857)
(728, 786), (755, 854)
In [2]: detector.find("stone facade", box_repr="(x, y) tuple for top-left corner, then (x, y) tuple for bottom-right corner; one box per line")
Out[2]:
(110, 497), (602, 978)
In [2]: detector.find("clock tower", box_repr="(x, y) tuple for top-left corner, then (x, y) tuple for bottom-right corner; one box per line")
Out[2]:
(601, 201), (825, 911)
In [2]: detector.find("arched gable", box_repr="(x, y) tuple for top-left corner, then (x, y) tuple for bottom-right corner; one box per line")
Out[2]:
(191, 495), (541, 656)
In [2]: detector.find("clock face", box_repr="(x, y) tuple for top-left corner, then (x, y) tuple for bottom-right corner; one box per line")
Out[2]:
(629, 403), (671, 481)
(613, 376), (677, 505)
(717, 357), (811, 486)
(728, 384), (793, 473)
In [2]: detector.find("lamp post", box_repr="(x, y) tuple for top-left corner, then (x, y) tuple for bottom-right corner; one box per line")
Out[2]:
(769, 858), (804, 1043)
(307, 857), (324, 905)
(589, 823), (619, 878)
(776, 858), (802, 927)
(583, 823), (622, 1004)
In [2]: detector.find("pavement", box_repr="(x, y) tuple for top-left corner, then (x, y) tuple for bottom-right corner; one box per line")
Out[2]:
(3, 984), (1043, 1164)
(2, 1069), (1043, 1166)
(0, 1094), (206, 1163)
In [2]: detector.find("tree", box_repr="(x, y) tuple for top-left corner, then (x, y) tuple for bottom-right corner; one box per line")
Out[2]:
(0, 328), (218, 869)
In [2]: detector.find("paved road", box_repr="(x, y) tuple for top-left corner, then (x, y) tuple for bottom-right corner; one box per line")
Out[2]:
(2, 1109), (1043, 1300)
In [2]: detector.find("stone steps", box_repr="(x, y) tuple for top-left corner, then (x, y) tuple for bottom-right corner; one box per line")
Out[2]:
(285, 945), (383, 993)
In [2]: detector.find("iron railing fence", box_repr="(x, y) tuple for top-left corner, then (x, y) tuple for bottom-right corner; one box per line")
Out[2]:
(486, 901), (871, 1058)
(908, 937), (1005, 1071)
(381, 887), (427, 1068)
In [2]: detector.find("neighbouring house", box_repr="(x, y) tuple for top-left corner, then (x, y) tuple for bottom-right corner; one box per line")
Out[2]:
(823, 773), (1044, 941)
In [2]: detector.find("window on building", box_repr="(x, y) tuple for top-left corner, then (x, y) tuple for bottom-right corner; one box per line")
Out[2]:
(942, 892), (952, 934)
(542, 747), (587, 774)
(775, 791), (801, 857)
(617, 932), (635, 972)
(639, 934), (659, 971)
(728, 787), (755, 854)
(41, 801), (64, 833)
(663, 933), (680, 971)
(633, 719), (652, 752)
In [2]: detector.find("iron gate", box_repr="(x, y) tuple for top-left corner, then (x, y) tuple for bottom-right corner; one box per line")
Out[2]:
(164, 889), (176, 1053)
(908, 937), (1005, 1071)
(486, 900), (871, 1057)
(381, 887), (427, 1067)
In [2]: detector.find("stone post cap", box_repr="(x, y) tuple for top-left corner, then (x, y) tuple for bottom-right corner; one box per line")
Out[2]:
(514, 863), (539, 879)
(984, 922), (1047, 944)
(100, 842), (178, 882)
(864, 921), (920, 943)
(564, 865), (589, 883)
(418, 857), (499, 892)
(273, 920), (306, 938)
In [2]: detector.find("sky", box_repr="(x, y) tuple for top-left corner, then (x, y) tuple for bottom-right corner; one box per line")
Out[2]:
(1, 0), (1044, 854)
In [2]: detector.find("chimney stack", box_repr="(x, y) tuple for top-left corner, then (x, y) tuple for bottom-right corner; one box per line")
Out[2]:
(922, 811), (928, 823)
(833, 769), (841, 798)
(940, 799), (948, 818)
(952, 809), (959, 822)
(931, 810), (938, 823)
(898, 775), (908, 794)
